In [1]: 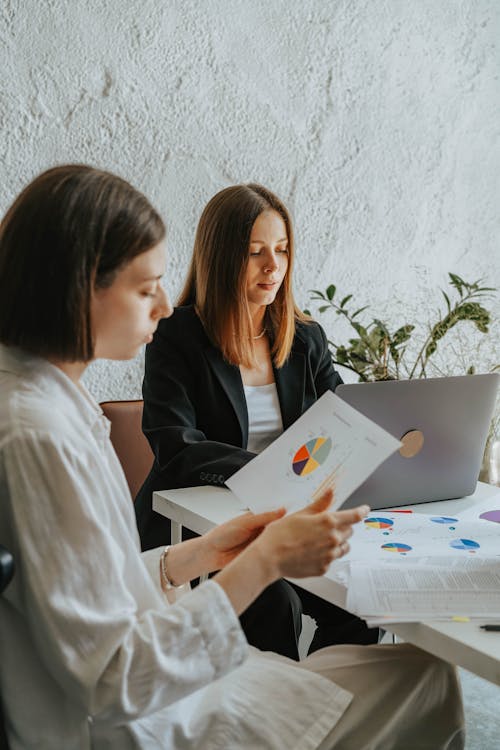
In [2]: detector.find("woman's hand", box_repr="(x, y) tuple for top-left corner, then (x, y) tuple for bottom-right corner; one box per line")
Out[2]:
(203, 507), (287, 570)
(251, 490), (369, 580)
(163, 507), (287, 586)
(214, 489), (370, 616)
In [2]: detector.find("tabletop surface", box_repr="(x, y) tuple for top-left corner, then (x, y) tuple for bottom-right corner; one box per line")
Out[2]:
(153, 481), (500, 685)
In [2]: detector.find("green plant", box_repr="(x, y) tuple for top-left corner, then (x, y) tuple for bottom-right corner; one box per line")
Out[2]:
(307, 273), (498, 382)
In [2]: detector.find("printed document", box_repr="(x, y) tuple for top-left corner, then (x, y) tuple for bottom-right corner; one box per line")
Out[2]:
(346, 562), (500, 623)
(226, 391), (401, 513)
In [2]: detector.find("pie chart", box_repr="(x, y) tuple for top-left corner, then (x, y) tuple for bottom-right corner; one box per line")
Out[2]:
(364, 517), (394, 530)
(292, 437), (332, 476)
(450, 538), (480, 551)
(430, 516), (458, 524)
(479, 510), (500, 524)
(381, 542), (412, 553)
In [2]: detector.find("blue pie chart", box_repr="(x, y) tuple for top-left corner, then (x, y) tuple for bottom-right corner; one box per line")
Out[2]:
(449, 538), (480, 551)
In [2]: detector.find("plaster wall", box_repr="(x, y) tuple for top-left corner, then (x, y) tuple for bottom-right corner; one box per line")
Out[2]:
(1, 0), (499, 401)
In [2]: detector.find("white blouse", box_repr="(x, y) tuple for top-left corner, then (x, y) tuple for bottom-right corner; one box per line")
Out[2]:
(0, 344), (350, 750)
(243, 382), (284, 453)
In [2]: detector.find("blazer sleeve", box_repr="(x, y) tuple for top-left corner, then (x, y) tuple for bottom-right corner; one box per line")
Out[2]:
(142, 322), (255, 490)
(313, 322), (343, 395)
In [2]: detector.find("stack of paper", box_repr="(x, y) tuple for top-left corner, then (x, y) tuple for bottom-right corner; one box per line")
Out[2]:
(330, 499), (500, 625)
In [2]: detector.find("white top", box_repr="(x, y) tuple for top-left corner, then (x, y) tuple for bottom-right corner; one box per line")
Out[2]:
(0, 344), (350, 750)
(243, 382), (284, 453)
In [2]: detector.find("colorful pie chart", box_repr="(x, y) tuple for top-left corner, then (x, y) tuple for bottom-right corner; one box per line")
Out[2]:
(364, 517), (394, 530)
(479, 510), (500, 524)
(450, 538), (480, 551)
(292, 437), (332, 476)
(381, 542), (412, 553)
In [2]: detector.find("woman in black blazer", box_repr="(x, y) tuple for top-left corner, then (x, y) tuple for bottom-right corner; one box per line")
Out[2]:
(135, 184), (377, 659)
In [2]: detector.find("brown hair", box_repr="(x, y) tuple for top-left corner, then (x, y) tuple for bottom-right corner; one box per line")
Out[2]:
(177, 183), (309, 368)
(0, 164), (165, 361)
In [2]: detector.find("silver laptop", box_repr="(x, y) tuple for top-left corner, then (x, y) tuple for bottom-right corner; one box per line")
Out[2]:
(336, 373), (499, 510)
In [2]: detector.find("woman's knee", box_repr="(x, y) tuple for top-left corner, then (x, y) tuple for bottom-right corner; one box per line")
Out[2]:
(241, 579), (303, 626)
(238, 579), (304, 659)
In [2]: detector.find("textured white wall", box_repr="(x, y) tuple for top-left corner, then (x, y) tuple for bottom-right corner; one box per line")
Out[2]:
(1, 0), (499, 401)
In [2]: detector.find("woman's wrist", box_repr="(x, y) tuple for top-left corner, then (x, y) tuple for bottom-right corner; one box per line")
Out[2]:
(213, 543), (279, 616)
(226, 537), (279, 590)
(160, 536), (214, 588)
(159, 546), (185, 591)
(249, 535), (280, 584)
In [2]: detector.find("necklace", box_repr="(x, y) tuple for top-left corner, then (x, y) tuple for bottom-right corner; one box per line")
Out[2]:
(252, 328), (267, 340)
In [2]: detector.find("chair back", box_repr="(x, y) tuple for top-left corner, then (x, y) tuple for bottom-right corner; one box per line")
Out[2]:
(0, 545), (14, 750)
(100, 400), (154, 500)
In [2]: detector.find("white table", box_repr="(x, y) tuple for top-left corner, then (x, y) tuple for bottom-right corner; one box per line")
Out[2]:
(153, 482), (500, 686)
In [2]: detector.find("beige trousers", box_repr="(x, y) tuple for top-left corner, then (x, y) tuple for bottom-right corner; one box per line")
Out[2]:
(297, 643), (465, 750)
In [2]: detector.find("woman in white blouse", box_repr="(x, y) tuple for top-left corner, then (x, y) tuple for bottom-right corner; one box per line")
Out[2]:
(0, 166), (464, 749)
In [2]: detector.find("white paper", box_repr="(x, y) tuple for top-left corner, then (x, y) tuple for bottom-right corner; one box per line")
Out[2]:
(339, 511), (500, 563)
(328, 504), (500, 624)
(346, 562), (500, 619)
(226, 391), (402, 513)
(454, 487), (500, 524)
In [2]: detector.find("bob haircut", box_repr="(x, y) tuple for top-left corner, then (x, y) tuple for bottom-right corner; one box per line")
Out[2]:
(177, 183), (309, 368)
(0, 164), (165, 362)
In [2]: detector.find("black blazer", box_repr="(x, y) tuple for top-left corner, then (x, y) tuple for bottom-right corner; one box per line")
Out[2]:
(135, 306), (342, 549)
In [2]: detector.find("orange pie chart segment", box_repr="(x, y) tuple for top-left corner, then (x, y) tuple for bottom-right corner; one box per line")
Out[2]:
(292, 437), (332, 476)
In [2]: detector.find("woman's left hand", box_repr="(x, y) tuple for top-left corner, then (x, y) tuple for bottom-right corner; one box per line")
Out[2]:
(203, 508), (286, 569)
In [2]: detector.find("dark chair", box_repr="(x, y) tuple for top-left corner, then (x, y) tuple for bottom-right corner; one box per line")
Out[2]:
(0, 545), (14, 750)
(100, 400), (154, 500)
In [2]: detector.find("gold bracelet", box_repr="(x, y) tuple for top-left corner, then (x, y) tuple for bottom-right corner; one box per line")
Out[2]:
(159, 546), (183, 593)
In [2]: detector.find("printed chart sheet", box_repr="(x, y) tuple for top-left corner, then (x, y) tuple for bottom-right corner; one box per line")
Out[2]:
(226, 391), (401, 513)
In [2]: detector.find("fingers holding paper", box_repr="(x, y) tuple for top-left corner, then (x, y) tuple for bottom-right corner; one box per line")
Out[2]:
(253, 489), (370, 579)
(203, 507), (287, 568)
(213, 489), (370, 617)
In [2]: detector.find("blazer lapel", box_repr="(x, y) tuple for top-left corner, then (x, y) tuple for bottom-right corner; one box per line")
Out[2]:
(204, 346), (249, 447)
(274, 346), (306, 430)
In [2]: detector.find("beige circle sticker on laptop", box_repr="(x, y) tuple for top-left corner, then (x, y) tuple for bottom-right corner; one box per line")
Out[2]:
(399, 429), (424, 458)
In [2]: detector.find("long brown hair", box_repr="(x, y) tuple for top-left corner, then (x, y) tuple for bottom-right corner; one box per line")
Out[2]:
(0, 165), (165, 361)
(177, 183), (309, 368)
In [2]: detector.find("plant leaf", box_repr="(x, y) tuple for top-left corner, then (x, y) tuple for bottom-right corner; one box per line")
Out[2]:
(448, 273), (465, 295)
(455, 302), (490, 333)
(373, 318), (390, 337)
(351, 322), (368, 337)
(351, 306), (369, 319)
(309, 289), (325, 300)
(335, 347), (349, 365)
(391, 324), (414, 346)
(425, 341), (437, 358)
(340, 294), (353, 308)
(326, 284), (336, 301)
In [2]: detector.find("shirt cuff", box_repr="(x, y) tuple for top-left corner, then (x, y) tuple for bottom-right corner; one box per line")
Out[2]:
(175, 579), (249, 680)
